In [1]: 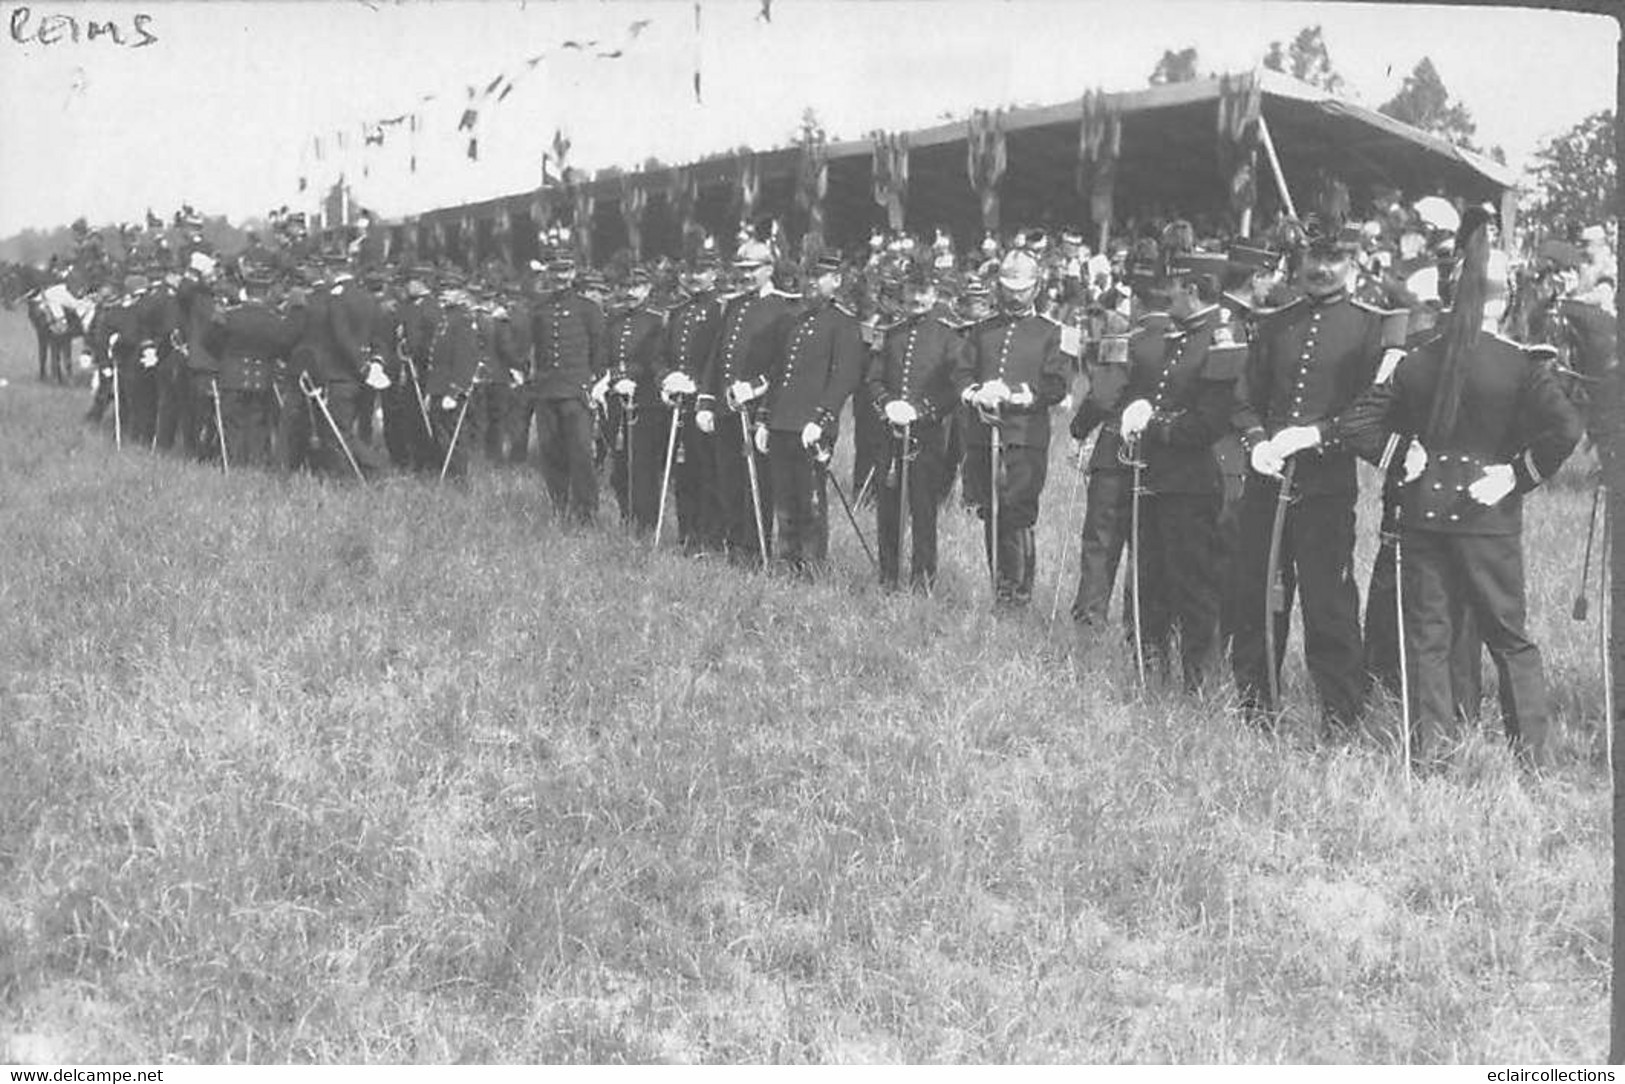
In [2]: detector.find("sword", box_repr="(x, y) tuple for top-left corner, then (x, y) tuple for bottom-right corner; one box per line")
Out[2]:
(978, 402), (1003, 601)
(815, 442), (878, 574)
(211, 376), (229, 476)
(1127, 438), (1147, 685)
(1264, 457), (1297, 713)
(654, 398), (684, 548)
(854, 463), (877, 509)
(298, 371), (366, 482)
(740, 409), (769, 565)
(440, 390), (473, 483)
(396, 328), (435, 440)
(896, 419), (911, 581)
(111, 363), (122, 450)
(1391, 518), (1412, 785)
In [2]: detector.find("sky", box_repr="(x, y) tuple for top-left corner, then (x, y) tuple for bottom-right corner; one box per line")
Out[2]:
(0, 0), (1616, 236)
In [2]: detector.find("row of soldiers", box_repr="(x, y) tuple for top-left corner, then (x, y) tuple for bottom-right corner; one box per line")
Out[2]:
(77, 206), (1587, 769)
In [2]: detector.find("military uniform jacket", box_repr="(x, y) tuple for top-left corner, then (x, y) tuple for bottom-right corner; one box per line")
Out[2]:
(289, 289), (341, 381)
(1234, 290), (1389, 496)
(762, 301), (865, 431)
(425, 306), (498, 398)
(863, 314), (967, 428)
(1070, 310), (1173, 473)
(97, 298), (146, 367)
(658, 294), (721, 386)
(177, 278), (219, 372)
(204, 301), (304, 391)
(956, 309), (1071, 449)
(327, 278), (381, 382)
(140, 286), (183, 358)
(497, 300), (533, 378)
(605, 307), (666, 406)
(398, 296), (443, 377)
(697, 291), (795, 410)
(528, 291), (606, 400)
(1342, 330), (1582, 536)
(1130, 306), (1244, 496)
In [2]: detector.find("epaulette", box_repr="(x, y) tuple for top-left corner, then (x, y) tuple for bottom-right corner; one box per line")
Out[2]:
(1349, 296), (1406, 317)
(1255, 296), (1305, 325)
(1523, 342), (1560, 363)
(933, 316), (957, 331)
(832, 301), (860, 320)
(1038, 311), (1063, 326)
(1222, 291), (1256, 320)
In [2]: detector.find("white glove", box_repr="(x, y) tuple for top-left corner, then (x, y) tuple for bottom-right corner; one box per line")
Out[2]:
(1273, 424), (1322, 458)
(960, 383), (981, 405)
(801, 421), (823, 449)
(138, 346), (159, 369)
(1402, 439), (1428, 483)
(364, 361), (391, 391)
(1008, 383), (1035, 409)
(1119, 398), (1154, 440)
(974, 379), (1010, 411)
(661, 371), (697, 403)
(695, 408), (716, 434)
(613, 377), (637, 398)
(590, 374), (610, 408)
(508, 368), (525, 388)
(440, 394), (459, 411)
(1250, 438), (1286, 479)
(80, 351), (95, 372)
(1469, 463), (1516, 507)
(884, 399), (918, 427)
(753, 424), (771, 455)
(1375, 348), (1406, 384)
(728, 378), (762, 408)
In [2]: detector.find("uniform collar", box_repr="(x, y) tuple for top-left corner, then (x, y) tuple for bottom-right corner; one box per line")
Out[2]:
(1306, 286), (1347, 308)
(1175, 303), (1220, 333)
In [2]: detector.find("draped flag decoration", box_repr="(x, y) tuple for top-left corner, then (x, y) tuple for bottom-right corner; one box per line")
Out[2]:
(460, 213), (478, 267)
(1076, 90), (1122, 242)
(571, 174), (596, 266)
(619, 176), (649, 261)
(795, 133), (829, 257)
(1216, 72), (1262, 229)
(965, 110), (1006, 232)
(871, 131), (909, 232)
(496, 204), (514, 266)
(736, 153), (761, 230)
(667, 166), (699, 256)
(692, 3), (703, 104)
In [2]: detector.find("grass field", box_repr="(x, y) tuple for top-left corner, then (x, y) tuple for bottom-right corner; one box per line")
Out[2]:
(0, 306), (1612, 1063)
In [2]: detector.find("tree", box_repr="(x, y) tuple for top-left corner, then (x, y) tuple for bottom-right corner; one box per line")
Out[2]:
(1263, 25), (1345, 93)
(1148, 47), (1200, 86)
(1525, 110), (1615, 241)
(1378, 56), (1478, 151)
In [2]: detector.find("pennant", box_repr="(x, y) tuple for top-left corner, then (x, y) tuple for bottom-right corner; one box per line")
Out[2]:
(498, 80), (515, 102)
(484, 73), (504, 96)
(758, 0), (772, 21)
(459, 107), (479, 132)
(692, 2), (703, 104)
(467, 137), (479, 161)
(526, 54), (545, 68)
(628, 18), (651, 37)
(596, 49), (623, 59)
(365, 126), (384, 147)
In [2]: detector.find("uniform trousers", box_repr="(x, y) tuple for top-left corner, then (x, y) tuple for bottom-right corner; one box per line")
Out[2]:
(1231, 483), (1366, 728)
(1130, 491), (1222, 690)
(963, 440), (1049, 605)
(534, 395), (599, 523)
(1401, 528), (1549, 764)
(768, 432), (830, 572)
(1071, 467), (1131, 626)
(217, 387), (276, 469)
(606, 398), (665, 531)
(874, 421), (946, 590)
(712, 410), (773, 562)
(154, 353), (193, 455)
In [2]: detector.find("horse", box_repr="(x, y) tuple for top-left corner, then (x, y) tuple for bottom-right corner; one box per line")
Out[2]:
(1509, 263), (1619, 466)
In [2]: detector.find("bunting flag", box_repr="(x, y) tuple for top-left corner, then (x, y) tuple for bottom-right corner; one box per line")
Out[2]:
(572, 182), (596, 266)
(692, 2), (703, 104)
(1076, 90), (1122, 239)
(871, 131), (910, 232)
(737, 153), (761, 226)
(1216, 72), (1262, 228)
(667, 166), (699, 255)
(757, 0), (772, 21)
(965, 110), (1007, 232)
(795, 134), (829, 257)
(620, 176), (649, 261)
(409, 113), (420, 174)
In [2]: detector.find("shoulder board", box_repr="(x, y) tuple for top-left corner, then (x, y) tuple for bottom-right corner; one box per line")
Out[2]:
(1255, 297), (1305, 324)
(933, 316), (957, 331)
(1038, 312), (1063, 327)
(832, 302), (860, 320)
(1222, 291), (1255, 318)
(1349, 296), (1406, 317)
(1523, 342), (1560, 363)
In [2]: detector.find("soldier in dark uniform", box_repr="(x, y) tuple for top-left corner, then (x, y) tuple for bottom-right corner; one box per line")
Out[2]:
(762, 253), (866, 573)
(1340, 213), (1583, 767)
(1114, 252), (1245, 688)
(1230, 223), (1397, 729)
(291, 257), (389, 480)
(526, 256), (606, 522)
(596, 267), (667, 530)
(143, 270), (189, 454)
(1068, 260), (1166, 627)
(386, 266), (442, 472)
(203, 267), (305, 468)
(863, 262), (967, 591)
(956, 250), (1071, 607)
(694, 241), (793, 563)
(655, 255), (724, 551)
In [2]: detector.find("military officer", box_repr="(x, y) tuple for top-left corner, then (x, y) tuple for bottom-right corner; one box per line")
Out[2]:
(1230, 223), (1400, 730)
(1339, 212), (1582, 767)
(655, 254), (725, 552)
(526, 256), (606, 522)
(203, 267), (305, 467)
(594, 267), (667, 530)
(956, 250), (1072, 607)
(761, 253), (866, 573)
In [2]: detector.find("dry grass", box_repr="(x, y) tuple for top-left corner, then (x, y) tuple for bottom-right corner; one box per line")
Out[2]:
(0, 309), (1609, 1063)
